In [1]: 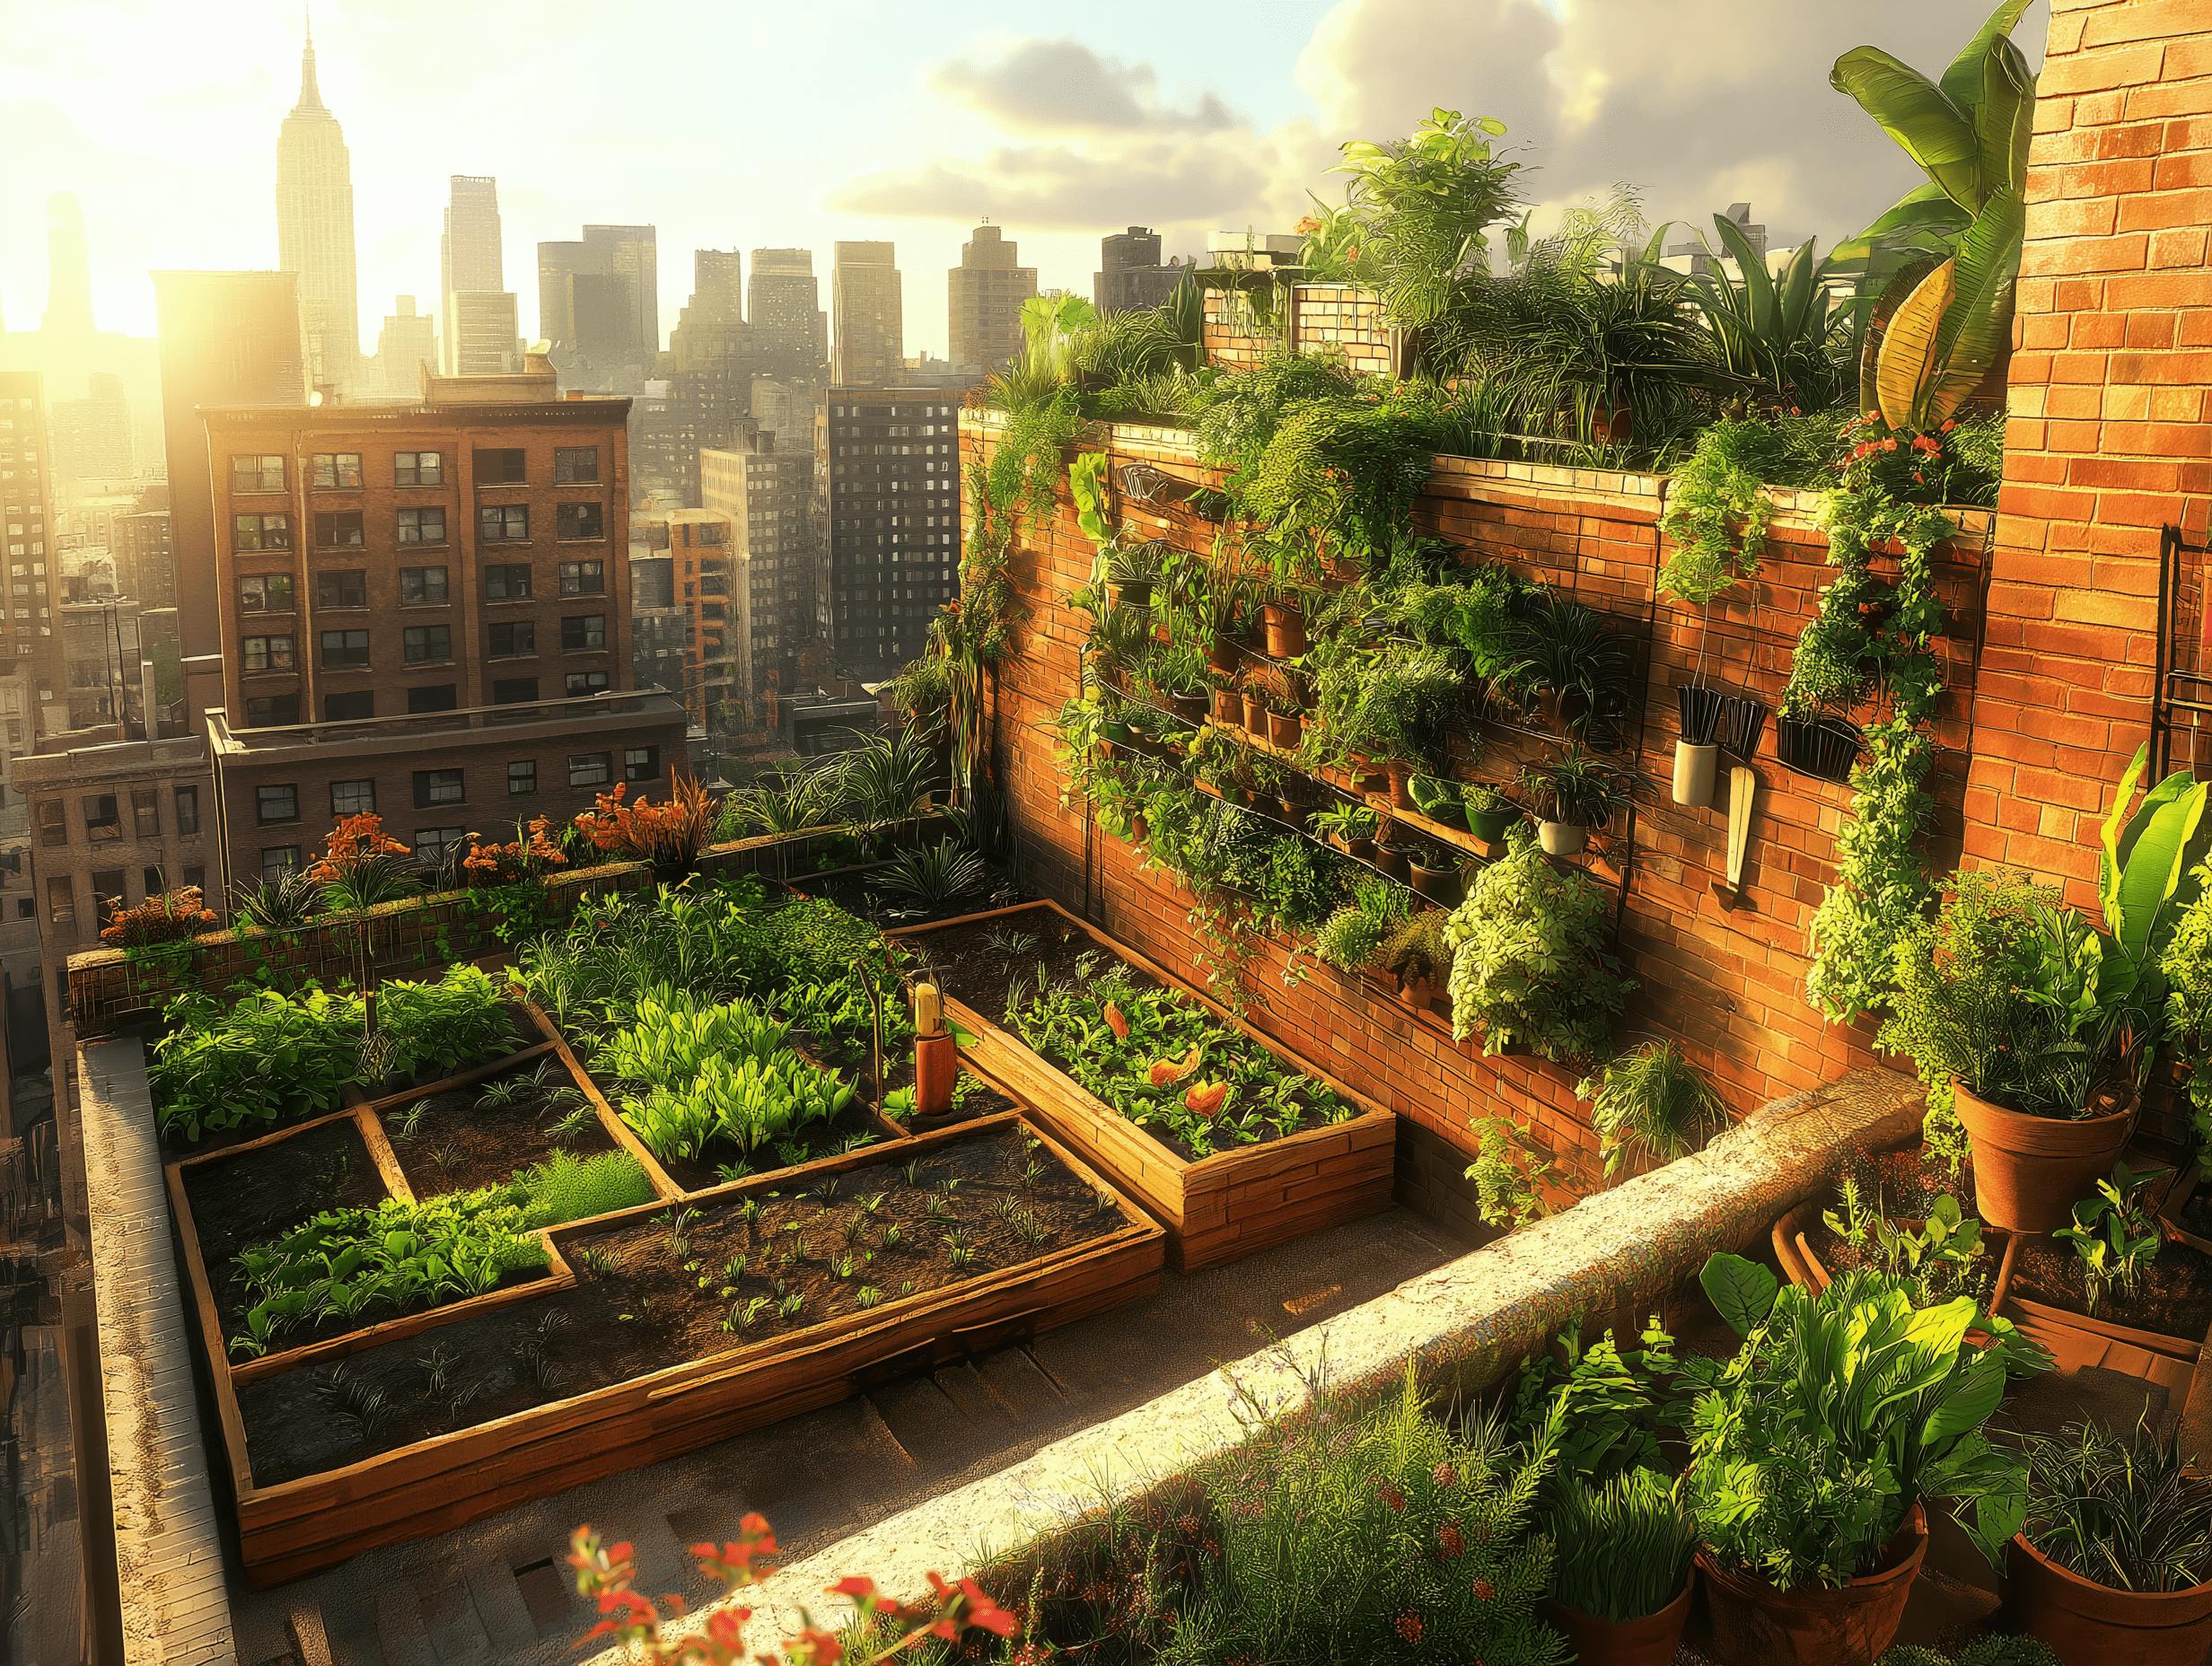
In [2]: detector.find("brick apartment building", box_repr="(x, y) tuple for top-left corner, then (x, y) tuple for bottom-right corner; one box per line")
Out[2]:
(824, 387), (960, 680)
(197, 361), (687, 887)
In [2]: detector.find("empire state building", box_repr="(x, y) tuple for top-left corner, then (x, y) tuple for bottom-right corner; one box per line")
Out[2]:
(276, 25), (361, 397)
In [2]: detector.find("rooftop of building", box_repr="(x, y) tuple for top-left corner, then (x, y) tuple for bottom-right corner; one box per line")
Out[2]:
(204, 688), (686, 762)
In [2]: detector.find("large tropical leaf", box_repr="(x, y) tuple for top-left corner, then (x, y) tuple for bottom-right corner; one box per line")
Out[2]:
(1831, 47), (1983, 211)
(1927, 191), (2025, 422)
(1701, 1252), (1779, 1338)
(1939, 0), (2039, 111)
(2100, 744), (2211, 996)
(1710, 211), (1778, 338)
(1835, 185), (1976, 268)
(1974, 39), (2036, 196)
(1874, 258), (1955, 429)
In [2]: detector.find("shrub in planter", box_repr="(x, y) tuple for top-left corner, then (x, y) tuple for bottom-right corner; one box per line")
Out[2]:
(1311, 800), (1380, 860)
(1517, 744), (1629, 857)
(1881, 870), (2155, 1231)
(1379, 909), (1453, 1009)
(1510, 592), (1633, 731)
(1315, 875), (1414, 977)
(2010, 1420), (2212, 1666)
(1464, 782), (1523, 842)
(1445, 827), (1630, 1061)
(100, 884), (217, 949)
(1578, 1039), (1725, 1178)
(1682, 1253), (2049, 1666)
(1543, 1468), (1698, 1666)
(1368, 647), (1464, 784)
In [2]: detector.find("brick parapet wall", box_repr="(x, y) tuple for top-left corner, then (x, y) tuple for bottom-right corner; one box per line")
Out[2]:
(1287, 284), (1398, 375)
(971, 414), (1991, 1191)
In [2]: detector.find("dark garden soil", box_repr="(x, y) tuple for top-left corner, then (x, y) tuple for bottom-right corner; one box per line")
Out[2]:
(645, 1098), (892, 1194)
(382, 1055), (614, 1199)
(236, 1122), (1128, 1485)
(181, 1118), (391, 1344)
(797, 865), (1023, 929)
(900, 909), (1159, 1022)
(2011, 1240), (2212, 1342)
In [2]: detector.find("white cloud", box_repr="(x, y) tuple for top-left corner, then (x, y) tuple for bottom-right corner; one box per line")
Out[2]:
(929, 39), (1237, 135)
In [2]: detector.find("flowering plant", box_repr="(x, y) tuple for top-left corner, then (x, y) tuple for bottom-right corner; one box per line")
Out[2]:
(574, 776), (717, 873)
(567, 1513), (1018, 1665)
(101, 885), (217, 948)
(461, 816), (569, 886)
(307, 812), (410, 884)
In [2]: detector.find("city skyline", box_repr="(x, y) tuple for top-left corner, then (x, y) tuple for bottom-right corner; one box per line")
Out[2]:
(2, 1), (2023, 367)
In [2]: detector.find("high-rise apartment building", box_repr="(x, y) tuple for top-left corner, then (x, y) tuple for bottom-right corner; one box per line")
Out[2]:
(275, 26), (361, 397)
(42, 193), (95, 337)
(48, 373), (133, 485)
(831, 242), (902, 388)
(114, 504), (174, 611)
(948, 224), (1036, 378)
(18, 732), (212, 964)
(443, 291), (521, 377)
(153, 270), (309, 662)
(634, 509), (741, 730)
(1094, 226), (1188, 313)
(539, 227), (659, 383)
(750, 249), (827, 381)
(0, 373), (63, 705)
(659, 250), (758, 504)
(374, 296), (439, 397)
(197, 357), (685, 888)
(702, 434), (810, 700)
(823, 388), (958, 680)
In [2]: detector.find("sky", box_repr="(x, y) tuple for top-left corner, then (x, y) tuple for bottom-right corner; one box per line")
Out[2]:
(0, 0), (2045, 364)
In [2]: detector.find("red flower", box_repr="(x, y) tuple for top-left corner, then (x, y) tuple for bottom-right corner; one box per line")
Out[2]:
(1376, 1481), (1407, 1513)
(1394, 1610), (1425, 1644)
(1431, 1462), (1458, 1487)
(1436, 1521), (1464, 1560)
(1472, 1577), (1496, 1601)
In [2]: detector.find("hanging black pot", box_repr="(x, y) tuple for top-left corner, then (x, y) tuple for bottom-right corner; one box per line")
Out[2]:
(1776, 715), (1862, 784)
(1716, 692), (1769, 760)
(1678, 685), (1724, 747)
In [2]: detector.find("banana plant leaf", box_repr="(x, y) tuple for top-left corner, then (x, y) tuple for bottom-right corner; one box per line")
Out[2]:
(1831, 46), (1982, 212)
(1874, 259), (1955, 429)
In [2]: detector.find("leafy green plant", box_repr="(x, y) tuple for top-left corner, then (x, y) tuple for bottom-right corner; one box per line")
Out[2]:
(2020, 1420), (2212, 1594)
(375, 964), (515, 1082)
(1824, 1183), (1993, 1309)
(1578, 1039), (1725, 1176)
(1657, 416), (1781, 605)
(621, 1051), (857, 1166)
(1365, 648), (1463, 771)
(506, 1148), (655, 1227)
(1309, 801), (1378, 846)
(1681, 215), (1853, 413)
(1509, 594), (1633, 727)
(1548, 1468), (1698, 1622)
(871, 838), (990, 909)
(230, 867), (324, 930)
(1445, 828), (1630, 1061)
(1463, 1114), (1560, 1229)
(1314, 877), (1415, 977)
(2053, 1162), (2167, 1315)
(1378, 908), (1453, 995)
(1511, 1318), (1676, 1486)
(150, 985), (364, 1144)
(1327, 107), (1525, 330)
(1515, 745), (1628, 830)
(1683, 1252), (2048, 1586)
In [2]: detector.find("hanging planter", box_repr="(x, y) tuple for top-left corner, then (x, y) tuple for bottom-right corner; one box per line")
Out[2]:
(1775, 715), (1863, 784)
(1539, 820), (1588, 857)
(1716, 692), (1769, 760)
(1674, 687), (1722, 808)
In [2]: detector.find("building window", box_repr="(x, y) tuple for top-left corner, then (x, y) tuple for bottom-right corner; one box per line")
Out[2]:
(261, 846), (300, 879)
(488, 620), (535, 658)
(402, 624), (452, 663)
(317, 569), (367, 609)
(35, 800), (66, 847)
(479, 504), (529, 543)
(624, 746), (660, 784)
(313, 510), (364, 548)
(45, 875), (73, 925)
(93, 871), (127, 925)
(561, 614), (607, 651)
(231, 454), (285, 493)
(554, 447), (600, 484)
(493, 676), (540, 705)
(568, 751), (612, 788)
(241, 634), (295, 671)
(556, 503), (604, 540)
(407, 683), (458, 713)
(255, 784), (300, 825)
(310, 452), (364, 489)
(397, 506), (447, 546)
(558, 559), (605, 595)
(183, 864), (205, 892)
(394, 451), (443, 487)
(173, 785), (199, 836)
(244, 694), (300, 726)
(413, 826), (466, 862)
(132, 788), (161, 837)
(83, 793), (122, 842)
(320, 628), (370, 669)
(507, 759), (537, 796)
(413, 768), (464, 808)
(239, 572), (295, 612)
(474, 447), (527, 484)
(399, 566), (450, 605)
(485, 563), (532, 600)
(233, 513), (293, 552)
(564, 670), (610, 697)
(324, 691), (374, 721)
(330, 778), (376, 817)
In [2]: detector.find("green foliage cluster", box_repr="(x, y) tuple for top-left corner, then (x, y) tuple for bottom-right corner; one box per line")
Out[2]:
(1576, 1039), (1725, 1177)
(2020, 1420), (2212, 1595)
(1445, 828), (1631, 1062)
(151, 984), (366, 1144)
(374, 964), (516, 1081)
(505, 1147), (655, 1227)
(1547, 1468), (1698, 1623)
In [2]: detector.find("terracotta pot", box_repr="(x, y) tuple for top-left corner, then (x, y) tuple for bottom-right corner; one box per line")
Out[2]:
(1954, 1079), (2137, 1234)
(1210, 687), (1241, 724)
(1696, 1504), (1926, 1666)
(1539, 820), (1587, 857)
(1350, 755), (1390, 794)
(1540, 1578), (1693, 1666)
(1330, 832), (1377, 864)
(1396, 973), (1433, 1012)
(1374, 843), (1412, 882)
(1260, 601), (1306, 658)
(1268, 710), (1302, 750)
(1242, 692), (1268, 734)
(1385, 758), (1418, 811)
(1128, 812), (1147, 845)
(913, 1030), (957, 1123)
(2008, 1531), (2212, 1666)
(1206, 636), (1240, 677)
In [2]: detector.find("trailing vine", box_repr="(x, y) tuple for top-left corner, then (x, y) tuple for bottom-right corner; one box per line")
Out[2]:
(1656, 416), (1778, 606)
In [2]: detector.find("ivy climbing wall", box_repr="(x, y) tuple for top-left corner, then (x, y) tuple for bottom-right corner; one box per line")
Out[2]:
(968, 415), (1994, 1217)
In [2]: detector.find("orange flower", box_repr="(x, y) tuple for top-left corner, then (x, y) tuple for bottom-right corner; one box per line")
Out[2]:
(1102, 1002), (1129, 1039)
(1148, 1044), (1201, 1086)
(1184, 1081), (1228, 1118)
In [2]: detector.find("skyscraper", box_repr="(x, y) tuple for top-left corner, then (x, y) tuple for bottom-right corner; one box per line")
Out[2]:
(750, 248), (827, 381)
(274, 24), (361, 397)
(831, 242), (902, 388)
(538, 226), (660, 384)
(443, 291), (521, 375)
(48, 373), (133, 484)
(439, 175), (507, 375)
(659, 251), (757, 504)
(152, 270), (308, 662)
(1094, 226), (1187, 313)
(374, 297), (439, 398)
(948, 224), (1036, 378)
(824, 386), (958, 679)
(43, 193), (95, 336)
(0, 373), (63, 702)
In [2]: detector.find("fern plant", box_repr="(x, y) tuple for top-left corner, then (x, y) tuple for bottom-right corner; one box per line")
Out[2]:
(1578, 1039), (1725, 1177)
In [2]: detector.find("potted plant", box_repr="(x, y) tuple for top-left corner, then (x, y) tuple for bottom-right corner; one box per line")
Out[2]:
(1238, 663), (1274, 739)
(1368, 649), (1463, 811)
(1312, 801), (1380, 863)
(1578, 1039), (1725, 1179)
(1675, 683), (1721, 807)
(1259, 586), (1307, 657)
(1542, 1469), (1698, 1666)
(1409, 773), (1465, 828)
(1406, 837), (1463, 907)
(1181, 544), (1258, 676)
(1684, 1253), (2047, 1666)
(1518, 745), (1629, 857)
(1444, 827), (1630, 1061)
(1373, 825), (1416, 883)
(1464, 783), (1522, 843)
(1103, 533), (1164, 611)
(1085, 603), (1153, 688)
(1775, 713), (1863, 784)
(1880, 853), (2190, 1232)
(2009, 1421), (2212, 1666)
(1511, 593), (1632, 732)
(1314, 876), (1412, 977)
(1380, 910), (1453, 1012)
(1266, 682), (1304, 751)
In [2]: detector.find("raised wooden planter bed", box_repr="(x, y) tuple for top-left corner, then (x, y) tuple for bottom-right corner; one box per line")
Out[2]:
(890, 899), (1396, 1272)
(174, 1106), (1162, 1586)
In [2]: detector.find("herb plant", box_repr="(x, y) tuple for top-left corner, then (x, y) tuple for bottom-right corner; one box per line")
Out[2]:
(1548, 1468), (1698, 1622)
(150, 985), (364, 1144)
(1577, 1039), (1725, 1176)
(1445, 828), (1630, 1061)
(2020, 1420), (2212, 1594)
(2053, 1163), (2166, 1316)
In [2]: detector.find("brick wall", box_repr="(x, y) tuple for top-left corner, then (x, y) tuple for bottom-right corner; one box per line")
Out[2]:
(972, 416), (1990, 1197)
(1966, 0), (2212, 898)
(1199, 287), (1276, 370)
(1288, 285), (1398, 375)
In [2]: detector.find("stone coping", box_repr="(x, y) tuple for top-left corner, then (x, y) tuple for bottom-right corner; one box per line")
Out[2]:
(605, 1067), (1924, 1662)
